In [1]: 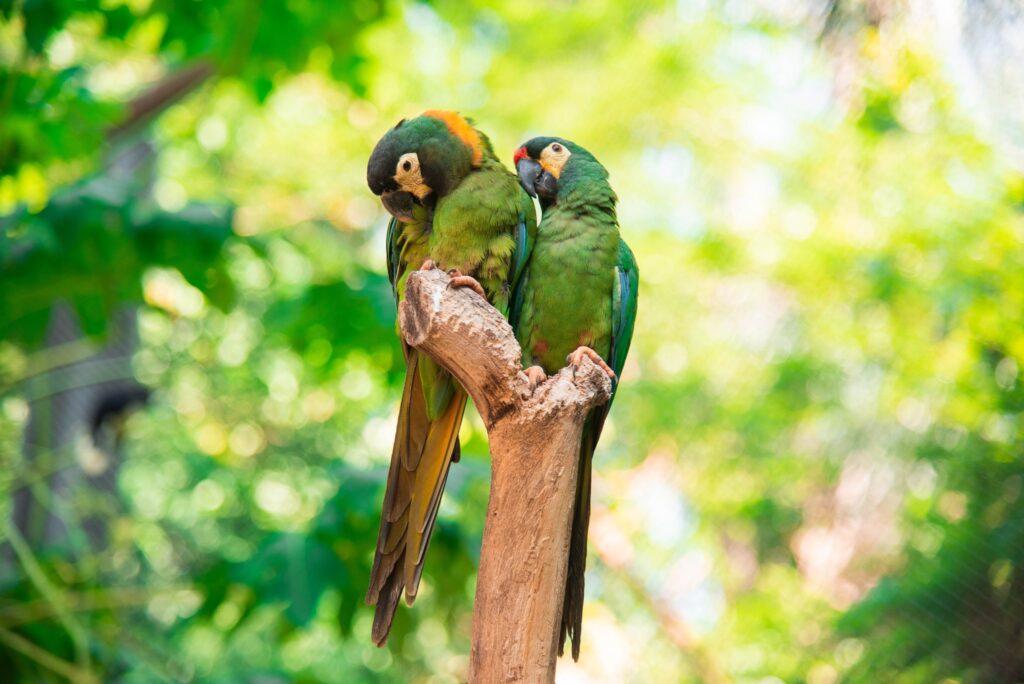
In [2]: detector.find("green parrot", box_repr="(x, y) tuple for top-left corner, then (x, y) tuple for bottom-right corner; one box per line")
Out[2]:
(365, 110), (536, 645)
(511, 136), (639, 660)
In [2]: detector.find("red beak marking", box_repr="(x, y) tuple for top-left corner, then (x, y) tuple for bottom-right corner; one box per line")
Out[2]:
(513, 146), (528, 164)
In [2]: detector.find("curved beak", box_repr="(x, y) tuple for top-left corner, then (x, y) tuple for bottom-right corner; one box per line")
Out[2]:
(516, 158), (542, 198)
(535, 169), (559, 198)
(380, 190), (416, 221)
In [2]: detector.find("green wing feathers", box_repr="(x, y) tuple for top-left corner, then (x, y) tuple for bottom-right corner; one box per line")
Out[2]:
(611, 239), (639, 382)
(386, 217), (400, 302)
(511, 193), (536, 297)
(560, 237), (639, 660)
(508, 193), (536, 327)
(417, 354), (457, 423)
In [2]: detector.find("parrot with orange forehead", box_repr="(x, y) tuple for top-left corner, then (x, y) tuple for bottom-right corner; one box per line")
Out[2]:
(364, 111), (536, 645)
(512, 136), (638, 660)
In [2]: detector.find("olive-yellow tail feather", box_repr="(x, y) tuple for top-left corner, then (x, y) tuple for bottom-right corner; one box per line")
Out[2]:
(366, 350), (467, 645)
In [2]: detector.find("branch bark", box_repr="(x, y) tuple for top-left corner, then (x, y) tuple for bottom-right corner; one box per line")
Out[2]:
(399, 268), (612, 684)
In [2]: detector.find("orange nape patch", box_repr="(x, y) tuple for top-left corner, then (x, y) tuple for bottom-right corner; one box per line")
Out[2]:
(423, 109), (484, 166)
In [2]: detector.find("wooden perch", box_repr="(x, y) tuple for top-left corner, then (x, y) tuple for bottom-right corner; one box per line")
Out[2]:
(399, 269), (613, 684)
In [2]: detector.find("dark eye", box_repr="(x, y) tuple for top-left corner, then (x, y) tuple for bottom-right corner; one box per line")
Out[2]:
(552, 143), (562, 153)
(402, 160), (413, 172)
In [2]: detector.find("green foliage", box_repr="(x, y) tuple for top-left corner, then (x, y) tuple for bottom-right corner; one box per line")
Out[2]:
(0, 171), (234, 346)
(0, 0), (386, 176)
(3, 1), (1024, 683)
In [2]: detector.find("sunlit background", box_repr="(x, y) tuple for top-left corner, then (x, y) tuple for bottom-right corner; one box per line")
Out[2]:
(3, 1), (1024, 682)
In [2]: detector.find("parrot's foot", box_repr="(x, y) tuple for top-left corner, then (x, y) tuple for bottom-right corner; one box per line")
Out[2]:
(524, 365), (547, 390)
(446, 270), (486, 299)
(419, 259), (437, 271)
(567, 346), (616, 380)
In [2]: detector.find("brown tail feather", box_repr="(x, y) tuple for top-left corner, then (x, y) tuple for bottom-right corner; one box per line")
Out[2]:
(371, 547), (406, 646)
(366, 355), (425, 607)
(366, 350), (467, 645)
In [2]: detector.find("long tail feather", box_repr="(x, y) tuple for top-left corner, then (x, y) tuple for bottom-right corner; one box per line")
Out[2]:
(371, 547), (406, 646)
(366, 350), (467, 645)
(405, 391), (468, 600)
(559, 408), (604, 660)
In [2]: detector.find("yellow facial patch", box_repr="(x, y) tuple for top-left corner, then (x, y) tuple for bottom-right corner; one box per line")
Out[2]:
(394, 152), (431, 199)
(423, 109), (484, 166)
(539, 142), (572, 178)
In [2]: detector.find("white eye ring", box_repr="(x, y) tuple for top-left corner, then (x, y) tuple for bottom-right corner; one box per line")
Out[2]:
(396, 152), (419, 176)
(551, 143), (563, 153)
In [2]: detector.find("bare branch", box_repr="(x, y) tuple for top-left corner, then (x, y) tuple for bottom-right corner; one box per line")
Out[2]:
(398, 268), (612, 683)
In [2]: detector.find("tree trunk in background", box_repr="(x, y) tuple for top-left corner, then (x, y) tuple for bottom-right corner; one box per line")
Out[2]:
(12, 304), (145, 552)
(8, 63), (214, 556)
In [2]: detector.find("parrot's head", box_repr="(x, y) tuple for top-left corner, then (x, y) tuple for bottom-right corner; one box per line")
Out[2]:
(367, 110), (486, 221)
(513, 137), (608, 205)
